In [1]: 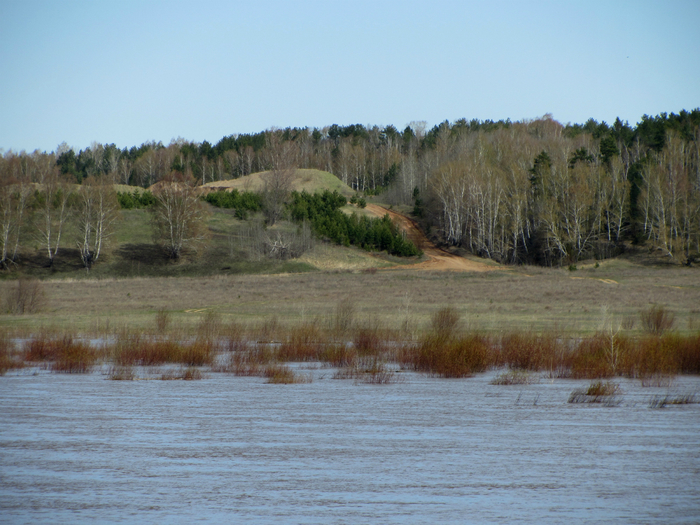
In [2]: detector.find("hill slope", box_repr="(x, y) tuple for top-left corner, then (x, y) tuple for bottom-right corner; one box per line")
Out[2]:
(198, 169), (356, 198)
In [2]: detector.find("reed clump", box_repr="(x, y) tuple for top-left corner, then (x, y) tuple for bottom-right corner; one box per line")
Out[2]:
(568, 380), (621, 403)
(160, 367), (204, 380)
(108, 366), (136, 380)
(490, 369), (539, 385)
(263, 363), (309, 384)
(649, 394), (697, 408)
(640, 374), (675, 388)
(332, 356), (398, 384)
(25, 335), (96, 373)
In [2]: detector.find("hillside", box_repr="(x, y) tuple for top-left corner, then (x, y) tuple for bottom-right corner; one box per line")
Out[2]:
(197, 169), (356, 198)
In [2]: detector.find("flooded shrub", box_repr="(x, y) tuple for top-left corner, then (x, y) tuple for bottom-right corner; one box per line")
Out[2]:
(25, 336), (64, 361)
(218, 343), (276, 375)
(50, 341), (96, 373)
(197, 311), (222, 340)
(667, 333), (700, 374)
(568, 380), (621, 404)
(640, 374), (675, 388)
(160, 367), (204, 380)
(353, 324), (386, 356)
(415, 333), (490, 378)
(623, 335), (678, 378)
(109, 366), (135, 380)
(430, 307), (460, 338)
(499, 332), (562, 371)
(154, 308), (170, 334)
(180, 340), (214, 366)
(333, 298), (356, 334)
(256, 316), (280, 342)
(395, 341), (420, 370)
(570, 334), (614, 379)
(182, 367), (203, 380)
(0, 333), (22, 374)
(490, 369), (539, 385)
(222, 322), (248, 350)
(319, 343), (357, 367)
(25, 335), (95, 373)
(263, 364), (308, 384)
(640, 305), (675, 335)
(112, 334), (213, 366)
(278, 323), (324, 361)
(332, 357), (398, 384)
(359, 359), (398, 385)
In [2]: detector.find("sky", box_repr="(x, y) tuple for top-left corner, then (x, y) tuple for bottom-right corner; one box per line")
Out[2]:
(1, 0), (699, 153)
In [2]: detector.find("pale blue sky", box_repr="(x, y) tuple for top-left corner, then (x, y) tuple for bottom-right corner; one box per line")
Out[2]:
(1, 0), (698, 153)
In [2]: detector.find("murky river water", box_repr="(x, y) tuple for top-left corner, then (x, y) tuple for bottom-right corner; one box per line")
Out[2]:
(1, 367), (699, 524)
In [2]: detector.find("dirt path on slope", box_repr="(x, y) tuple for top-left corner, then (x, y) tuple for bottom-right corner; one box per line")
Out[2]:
(364, 204), (500, 272)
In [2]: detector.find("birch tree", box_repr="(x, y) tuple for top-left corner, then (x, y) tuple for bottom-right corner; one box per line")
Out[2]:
(75, 177), (120, 269)
(151, 175), (210, 259)
(35, 172), (74, 266)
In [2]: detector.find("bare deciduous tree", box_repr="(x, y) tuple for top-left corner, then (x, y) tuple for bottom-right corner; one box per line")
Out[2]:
(0, 157), (31, 269)
(151, 174), (210, 259)
(75, 177), (120, 269)
(262, 169), (296, 226)
(35, 172), (74, 266)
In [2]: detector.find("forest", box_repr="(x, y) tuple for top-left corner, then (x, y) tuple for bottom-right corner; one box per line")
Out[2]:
(1, 109), (699, 270)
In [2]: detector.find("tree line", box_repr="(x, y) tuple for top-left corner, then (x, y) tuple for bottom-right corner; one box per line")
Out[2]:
(1, 109), (699, 266)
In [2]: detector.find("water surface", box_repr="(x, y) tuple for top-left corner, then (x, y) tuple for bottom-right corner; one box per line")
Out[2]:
(1, 369), (699, 524)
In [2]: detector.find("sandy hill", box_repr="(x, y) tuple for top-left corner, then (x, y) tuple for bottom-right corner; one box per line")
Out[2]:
(198, 169), (355, 198)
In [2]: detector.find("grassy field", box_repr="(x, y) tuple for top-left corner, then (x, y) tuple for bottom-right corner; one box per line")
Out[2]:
(1, 256), (698, 336)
